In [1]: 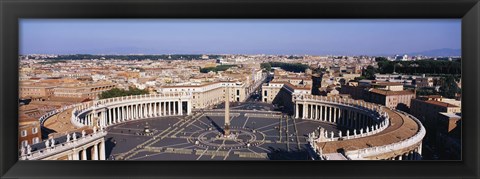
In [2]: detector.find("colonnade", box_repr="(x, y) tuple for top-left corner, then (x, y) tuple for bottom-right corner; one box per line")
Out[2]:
(67, 140), (106, 160)
(19, 129), (108, 160)
(295, 102), (381, 131)
(73, 99), (192, 128)
(384, 146), (422, 160)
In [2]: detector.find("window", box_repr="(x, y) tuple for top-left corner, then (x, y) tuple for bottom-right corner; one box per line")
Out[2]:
(32, 127), (38, 134)
(32, 137), (40, 144)
(21, 140), (28, 147)
(21, 130), (27, 137)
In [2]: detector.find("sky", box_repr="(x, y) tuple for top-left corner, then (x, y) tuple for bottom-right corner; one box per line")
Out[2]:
(20, 19), (461, 56)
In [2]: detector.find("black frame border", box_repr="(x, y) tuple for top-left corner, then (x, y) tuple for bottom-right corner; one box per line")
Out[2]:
(1, 0), (479, 178)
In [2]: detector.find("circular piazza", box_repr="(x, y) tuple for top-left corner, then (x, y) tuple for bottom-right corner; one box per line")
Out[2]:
(20, 92), (425, 161)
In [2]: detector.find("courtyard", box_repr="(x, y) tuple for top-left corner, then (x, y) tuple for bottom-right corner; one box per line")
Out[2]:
(104, 109), (339, 160)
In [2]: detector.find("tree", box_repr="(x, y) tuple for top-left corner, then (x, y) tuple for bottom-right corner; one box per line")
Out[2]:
(439, 75), (460, 98)
(362, 65), (377, 80)
(99, 87), (149, 99)
(375, 57), (388, 62)
(260, 63), (272, 72)
(199, 65), (236, 73)
(268, 62), (309, 73)
(376, 60), (461, 75)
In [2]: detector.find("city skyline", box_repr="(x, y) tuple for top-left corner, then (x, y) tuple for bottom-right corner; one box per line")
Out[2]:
(20, 19), (461, 56)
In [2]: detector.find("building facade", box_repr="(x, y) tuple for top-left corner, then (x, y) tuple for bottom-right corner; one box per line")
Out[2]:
(410, 96), (461, 159)
(368, 89), (416, 111)
(19, 113), (42, 147)
(157, 81), (247, 109)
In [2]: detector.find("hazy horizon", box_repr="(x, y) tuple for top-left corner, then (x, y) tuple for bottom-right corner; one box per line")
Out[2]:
(20, 19), (461, 56)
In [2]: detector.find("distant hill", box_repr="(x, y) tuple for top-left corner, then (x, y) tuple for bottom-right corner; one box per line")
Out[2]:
(405, 48), (461, 57)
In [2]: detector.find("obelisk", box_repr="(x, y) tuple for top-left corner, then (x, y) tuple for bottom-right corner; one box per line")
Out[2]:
(224, 86), (230, 136)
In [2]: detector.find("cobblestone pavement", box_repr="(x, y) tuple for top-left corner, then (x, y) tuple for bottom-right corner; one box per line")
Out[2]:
(105, 111), (338, 160)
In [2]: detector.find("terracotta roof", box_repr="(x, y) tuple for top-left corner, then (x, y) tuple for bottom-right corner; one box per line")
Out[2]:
(317, 108), (419, 154)
(424, 95), (443, 99)
(19, 113), (38, 123)
(369, 89), (414, 96)
(423, 100), (459, 108)
(161, 82), (222, 88)
(282, 82), (311, 90)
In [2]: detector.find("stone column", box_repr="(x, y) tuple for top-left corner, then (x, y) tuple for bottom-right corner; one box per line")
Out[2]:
(136, 104), (139, 119)
(179, 101), (183, 115)
(316, 105), (319, 120)
(141, 104), (145, 118)
(295, 104), (299, 119)
(99, 112), (103, 127)
(158, 102), (162, 116)
(307, 104), (313, 119)
(92, 144), (99, 160)
(338, 108), (342, 124)
(154, 102), (157, 117)
(88, 115), (92, 126)
(187, 101), (192, 115)
(135, 104), (138, 119)
(81, 149), (87, 160)
(150, 103), (153, 117)
(163, 102), (167, 116)
(150, 103), (154, 117)
(99, 141), (106, 160)
(72, 151), (79, 160)
(418, 143), (423, 155)
(113, 108), (117, 124)
(109, 109), (112, 125)
(319, 105), (323, 121)
(333, 108), (337, 123)
(101, 112), (105, 127)
(102, 112), (106, 127)
(168, 102), (172, 116)
(302, 103), (306, 119)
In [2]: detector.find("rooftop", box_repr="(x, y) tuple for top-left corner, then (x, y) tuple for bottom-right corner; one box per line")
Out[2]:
(317, 108), (419, 156)
(423, 100), (459, 108)
(369, 88), (415, 96)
